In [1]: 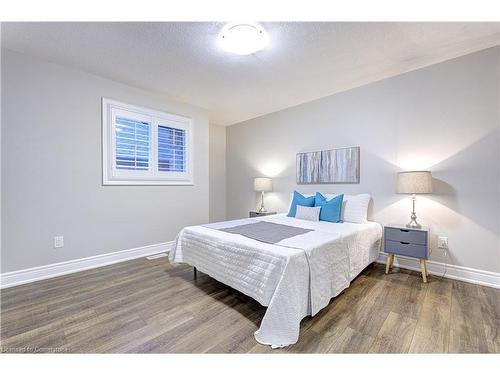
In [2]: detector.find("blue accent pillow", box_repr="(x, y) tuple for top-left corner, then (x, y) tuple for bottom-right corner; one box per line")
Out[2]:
(287, 191), (315, 217)
(314, 193), (344, 223)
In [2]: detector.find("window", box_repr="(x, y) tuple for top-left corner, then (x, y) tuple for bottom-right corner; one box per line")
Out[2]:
(102, 98), (193, 185)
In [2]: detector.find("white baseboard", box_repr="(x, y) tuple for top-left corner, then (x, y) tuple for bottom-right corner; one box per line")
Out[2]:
(376, 252), (500, 289)
(0, 241), (173, 289)
(2, 245), (497, 290)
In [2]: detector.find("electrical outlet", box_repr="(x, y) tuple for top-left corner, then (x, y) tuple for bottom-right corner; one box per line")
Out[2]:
(54, 236), (64, 248)
(438, 236), (448, 250)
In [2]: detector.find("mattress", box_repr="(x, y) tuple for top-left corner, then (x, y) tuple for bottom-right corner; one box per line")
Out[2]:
(169, 214), (382, 347)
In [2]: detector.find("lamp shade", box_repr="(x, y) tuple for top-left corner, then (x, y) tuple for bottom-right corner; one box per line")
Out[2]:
(254, 177), (273, 192)
(397, 171), (432, 194)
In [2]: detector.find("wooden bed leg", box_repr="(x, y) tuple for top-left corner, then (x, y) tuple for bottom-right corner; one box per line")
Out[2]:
(194, 267), (197, 280)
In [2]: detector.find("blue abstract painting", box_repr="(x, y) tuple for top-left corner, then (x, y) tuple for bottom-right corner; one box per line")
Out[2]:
(296, 146), (360, 184)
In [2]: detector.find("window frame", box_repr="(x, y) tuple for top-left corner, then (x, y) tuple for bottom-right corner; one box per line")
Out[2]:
(102, 98), (194, 185)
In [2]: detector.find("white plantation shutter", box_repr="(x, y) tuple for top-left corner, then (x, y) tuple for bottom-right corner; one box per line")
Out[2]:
(102, 98), (193, 185)
(158, 126), (186, 172)
(115, 117), (151, 171)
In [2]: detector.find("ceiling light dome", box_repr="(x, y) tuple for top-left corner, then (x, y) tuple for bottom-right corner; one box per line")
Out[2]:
(219, 23), (268, 55)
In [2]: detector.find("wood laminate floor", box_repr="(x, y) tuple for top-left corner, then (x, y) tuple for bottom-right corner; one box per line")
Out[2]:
(1, 257), (498, 353)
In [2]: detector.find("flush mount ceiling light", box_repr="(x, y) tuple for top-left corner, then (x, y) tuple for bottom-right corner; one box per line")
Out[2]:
(219, 23), (269, 55)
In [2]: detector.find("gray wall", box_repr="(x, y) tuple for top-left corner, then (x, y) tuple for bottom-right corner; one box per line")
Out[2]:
(227, 47), (500, 273)
(1, 49), (210, 273)
(209, 123), (226, 222)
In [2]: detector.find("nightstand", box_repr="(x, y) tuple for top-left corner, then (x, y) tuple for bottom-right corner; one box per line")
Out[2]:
(249, 211), (277, 218)
(384, 224), (429, 282)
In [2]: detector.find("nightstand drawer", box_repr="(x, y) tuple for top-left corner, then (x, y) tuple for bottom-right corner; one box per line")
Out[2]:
(384, 227), (427, 245)
(385, 240), (427, 259)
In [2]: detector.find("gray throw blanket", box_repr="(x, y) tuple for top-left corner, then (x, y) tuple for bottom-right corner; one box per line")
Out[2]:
(218, 221), (313, 244)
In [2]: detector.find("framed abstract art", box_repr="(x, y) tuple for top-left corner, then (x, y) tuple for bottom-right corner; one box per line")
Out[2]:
(296, 146), (360, 184)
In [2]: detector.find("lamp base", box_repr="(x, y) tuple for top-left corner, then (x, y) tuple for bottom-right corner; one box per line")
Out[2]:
(406, 211), (421, 228)
(406, 221), (422, 229)
(258, 191), (267, 213)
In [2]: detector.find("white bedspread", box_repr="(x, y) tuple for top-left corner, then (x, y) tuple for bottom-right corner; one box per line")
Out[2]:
(169, 214), (382, 348)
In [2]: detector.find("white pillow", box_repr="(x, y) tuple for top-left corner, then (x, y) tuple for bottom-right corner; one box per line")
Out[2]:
(295, 205), (321, 222)
(341, 194), (371, 223)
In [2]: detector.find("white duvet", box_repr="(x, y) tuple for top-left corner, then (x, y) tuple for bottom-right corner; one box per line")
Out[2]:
(169, 214), (382, 348)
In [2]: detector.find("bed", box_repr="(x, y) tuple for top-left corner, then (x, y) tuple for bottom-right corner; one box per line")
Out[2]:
(169, 206), (382, 348)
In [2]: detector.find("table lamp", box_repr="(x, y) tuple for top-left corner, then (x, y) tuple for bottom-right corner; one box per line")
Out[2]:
(254, 177), (273, 213)
(397, 171), (432, 228)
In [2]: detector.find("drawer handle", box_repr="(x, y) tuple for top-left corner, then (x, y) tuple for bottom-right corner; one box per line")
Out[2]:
(400, 241), (410, 245)
(399, 229), (410, 232)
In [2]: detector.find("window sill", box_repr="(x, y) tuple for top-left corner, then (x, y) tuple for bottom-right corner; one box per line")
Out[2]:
(103, 179), (194, 186)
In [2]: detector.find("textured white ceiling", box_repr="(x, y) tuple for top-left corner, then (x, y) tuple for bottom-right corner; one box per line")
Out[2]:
(2, 22), (499, 125)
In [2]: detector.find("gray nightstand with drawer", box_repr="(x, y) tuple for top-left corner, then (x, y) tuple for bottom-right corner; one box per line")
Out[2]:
(384, 224), (429, 282)
(249, 211), (277, 218)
